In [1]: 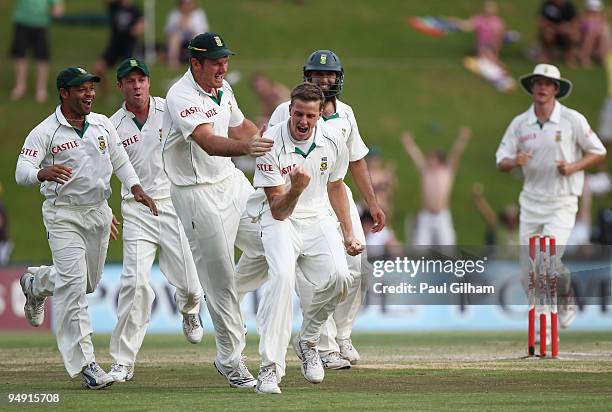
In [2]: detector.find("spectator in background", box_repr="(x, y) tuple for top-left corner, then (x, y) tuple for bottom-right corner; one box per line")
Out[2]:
(9, 0), (64, 103)
(364, 149), (398, 219)
(538, 0), (580, 66)
(165, 0), (208, 68)
(0, 183), (12, 265)
(251, 72), (290, 128)
(451, 1), (506, 66)
(402, 127), (471, 246)
(578, 0), (610, 68)
(93, 0), (145, 83)
(471, 182), (519, 246)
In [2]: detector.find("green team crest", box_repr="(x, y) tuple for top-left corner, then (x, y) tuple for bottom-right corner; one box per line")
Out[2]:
(320, 54), (327, 65)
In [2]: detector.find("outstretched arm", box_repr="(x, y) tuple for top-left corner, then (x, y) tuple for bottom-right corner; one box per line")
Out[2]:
(471, 183), (497, 228)
(401, 131), (426, 171)
(448, 126), (471, 172)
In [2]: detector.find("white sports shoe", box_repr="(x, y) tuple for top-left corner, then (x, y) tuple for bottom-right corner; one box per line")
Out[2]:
(320, 351), (351, 370)
(81, 362), (114, 390)
(108, 363), (134, 382)
(182, 313), (203, 344)
(214, 357), (257, 388)
(292, 337), (324, 384)
(337, 338), (360, 364)
(20, 273), (46, 327)
(255, 365), (281, 394)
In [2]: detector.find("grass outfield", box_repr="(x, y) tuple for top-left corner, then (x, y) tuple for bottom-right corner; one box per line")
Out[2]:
(1, 332), (611, 410)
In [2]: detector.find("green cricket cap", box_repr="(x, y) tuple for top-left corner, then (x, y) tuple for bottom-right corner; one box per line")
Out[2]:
(187, 32), (235, 59)
(56, 67), (100, 90)
(116, 58), (150, 80)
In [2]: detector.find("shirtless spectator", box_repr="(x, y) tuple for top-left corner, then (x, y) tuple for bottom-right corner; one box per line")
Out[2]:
(402, 127), (471, 246)
(165, 0), (208, 68)
(538, 0), (580, 65)
(579, 0), (609, 68)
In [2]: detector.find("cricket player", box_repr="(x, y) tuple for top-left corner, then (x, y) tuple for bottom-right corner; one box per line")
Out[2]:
(264, 50), (385, 368)
(496, 63), (606, 330)
(162, 32), (272, 388)
(108, 58), (204, 382)
(16, 67), (157, 389)
(245, 82), (361, 394)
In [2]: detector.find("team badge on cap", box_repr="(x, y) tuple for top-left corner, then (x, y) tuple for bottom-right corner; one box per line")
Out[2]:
(214, 36), (223, 47)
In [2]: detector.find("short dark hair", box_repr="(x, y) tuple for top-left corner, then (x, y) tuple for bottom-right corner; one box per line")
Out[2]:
(290, 82), (325, 109)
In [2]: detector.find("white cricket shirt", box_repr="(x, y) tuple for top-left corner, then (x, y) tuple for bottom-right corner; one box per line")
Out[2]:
(496, 102), (606, 197)
(162, 69), (245, 186)
(111, 96), (170, 200)
(16, 106), (140, 206)
(268, 99), (369, 164)
(249, 120), (348, 219)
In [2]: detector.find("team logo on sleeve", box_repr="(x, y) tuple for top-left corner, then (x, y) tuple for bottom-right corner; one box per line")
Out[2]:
(98, 136), (107, 153)
(320, 157), (328, 173)
(555, 130), (561, 142)
(20, 147), (38, 157)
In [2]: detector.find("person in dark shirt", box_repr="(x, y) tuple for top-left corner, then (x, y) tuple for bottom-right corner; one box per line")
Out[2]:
(93, 0), (145, 82)
(538, 0), (580, 65)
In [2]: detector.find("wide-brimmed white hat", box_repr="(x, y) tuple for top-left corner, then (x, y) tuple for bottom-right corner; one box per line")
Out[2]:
(519, 64), (573, 100)
(586, 0), (603, 11)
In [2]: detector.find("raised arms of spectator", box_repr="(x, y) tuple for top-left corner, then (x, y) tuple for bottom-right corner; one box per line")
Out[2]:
(401, 131), (426, 171)
(471, 183), (497, 228)
(448, 126), (472, 173)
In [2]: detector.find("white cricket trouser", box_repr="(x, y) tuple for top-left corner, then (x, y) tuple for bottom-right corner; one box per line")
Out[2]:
(254, 212), (350, 380)
(109, 197), (203, 366)
(519, 191), (578, 294)
(310, 184), (367, 354)
(412, 209), (456, 246)
(29, 200), (112, 378)
(170, 169), (265, 371)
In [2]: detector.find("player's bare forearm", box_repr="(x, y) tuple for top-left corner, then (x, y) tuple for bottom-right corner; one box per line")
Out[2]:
(401, 132), (426, 170)
(448, 126), (471, 172)
(349, 158), (386, 231)
(265, 185), (302, 221)
(572, 153), (607, 172)
(327, 179), (354, 239)
(229, 119), (259, 140)
(192, 123), (272, 157)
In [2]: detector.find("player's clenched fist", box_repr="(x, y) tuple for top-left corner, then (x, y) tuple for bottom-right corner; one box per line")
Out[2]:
(289, 166), (310, 192)
(344, 236), (364, 256)
(516, 151), (532, 166)
(37, 165), (72, 184)
(247, 135), (274, 157)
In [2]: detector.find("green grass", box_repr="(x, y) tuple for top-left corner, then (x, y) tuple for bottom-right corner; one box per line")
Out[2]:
(0, 0), (610, 263)
(0, 332), (610, 410)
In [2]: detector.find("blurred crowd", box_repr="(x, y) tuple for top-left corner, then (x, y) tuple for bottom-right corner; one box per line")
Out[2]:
(3, 0), (612, 266)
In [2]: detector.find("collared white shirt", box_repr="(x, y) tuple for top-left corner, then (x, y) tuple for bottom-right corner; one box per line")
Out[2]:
(250, 120), (348, 219)
(162, 69), (245, 186)
(111, 96), (169, 200)
(268, 99), (369, 165)
(16, 106), (140, 206)
(496, 101), (606, 197)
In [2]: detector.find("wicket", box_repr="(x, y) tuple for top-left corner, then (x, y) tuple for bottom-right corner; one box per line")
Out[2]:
(527, 235), (559, 358)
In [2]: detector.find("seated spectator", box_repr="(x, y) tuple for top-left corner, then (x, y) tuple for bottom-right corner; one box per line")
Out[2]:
(93, 0), (145, 85)
(251, 72), (290, 128)
(471, 183), (519, 247)
(579, 0), (610, 68)
(538, 0), (580, 66)
(451, 1), (506, 66)
(165, 0), (208, 68)
(9, 0), (64, 103)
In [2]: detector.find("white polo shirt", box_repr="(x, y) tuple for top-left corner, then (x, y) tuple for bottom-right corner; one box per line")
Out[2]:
(16, 106), (140, 206)
(250, 120), (348, 219)
(496, 102), (606, 197)
(162, 69), (245, 186)
(111, 96), (169, 200)
(268, 99), (369, 164)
